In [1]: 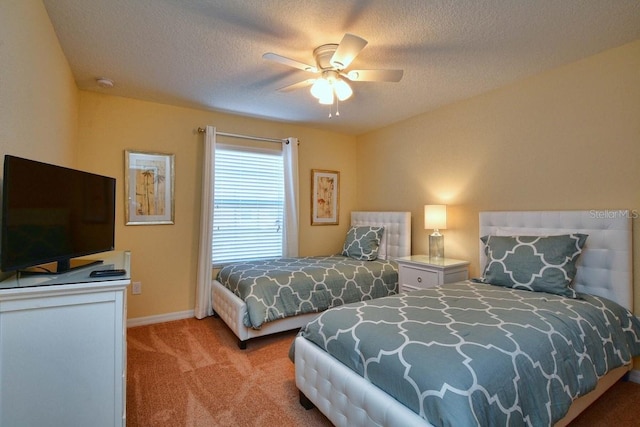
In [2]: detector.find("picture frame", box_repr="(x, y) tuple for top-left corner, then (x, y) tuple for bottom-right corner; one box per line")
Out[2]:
(125, 150), (175, 225)
(311, 169), (339, 225)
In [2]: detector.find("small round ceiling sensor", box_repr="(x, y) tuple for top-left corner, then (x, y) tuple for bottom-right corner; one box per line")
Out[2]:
(96, 77), (114, 88)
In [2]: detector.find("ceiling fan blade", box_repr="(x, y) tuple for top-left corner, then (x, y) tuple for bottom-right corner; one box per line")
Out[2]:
(330, 33), (367, 69)
(345, 69), (404, 82)
(278, 79), (316, 92)
(262, 53), (318, 73)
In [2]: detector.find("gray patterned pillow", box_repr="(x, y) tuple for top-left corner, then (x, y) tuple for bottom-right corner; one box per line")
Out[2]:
(341, 226), (384, 261)
(480, 234), (588, 297)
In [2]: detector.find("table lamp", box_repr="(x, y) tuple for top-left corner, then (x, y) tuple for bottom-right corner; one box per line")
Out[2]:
(424, 205), (447, 259)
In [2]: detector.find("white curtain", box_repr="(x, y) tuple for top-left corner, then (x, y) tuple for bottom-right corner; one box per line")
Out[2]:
(283, 137), (299, 257)
(194, 126), (216, 319)
(194, 130), (299, 318)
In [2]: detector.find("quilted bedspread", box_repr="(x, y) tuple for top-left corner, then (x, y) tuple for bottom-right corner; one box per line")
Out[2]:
(216, 256), (398, 329)
(297, 281), (640, 427)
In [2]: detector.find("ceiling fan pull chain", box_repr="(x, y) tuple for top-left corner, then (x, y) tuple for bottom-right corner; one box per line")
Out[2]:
(335, 98), (340, 117)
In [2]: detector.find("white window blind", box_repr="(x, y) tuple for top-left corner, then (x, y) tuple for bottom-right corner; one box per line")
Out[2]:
(212, 145), (284, 265)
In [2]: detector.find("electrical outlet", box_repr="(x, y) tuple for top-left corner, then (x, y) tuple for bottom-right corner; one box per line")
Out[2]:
(132, 281), (142, 295)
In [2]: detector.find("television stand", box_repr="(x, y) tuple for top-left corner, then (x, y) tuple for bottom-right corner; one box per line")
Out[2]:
(0, 251), (130, 427)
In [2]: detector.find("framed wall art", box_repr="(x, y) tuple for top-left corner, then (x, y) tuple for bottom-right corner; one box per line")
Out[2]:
(311, 169), (339, 225)
(125, 150), (175, 225)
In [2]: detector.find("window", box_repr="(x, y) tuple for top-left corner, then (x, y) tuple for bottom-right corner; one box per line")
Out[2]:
(212, 145), (284, 266)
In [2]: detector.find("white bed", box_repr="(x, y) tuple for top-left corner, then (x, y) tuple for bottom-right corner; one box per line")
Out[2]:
(294, 210), (635, 426)
(212, 211), (411, 349)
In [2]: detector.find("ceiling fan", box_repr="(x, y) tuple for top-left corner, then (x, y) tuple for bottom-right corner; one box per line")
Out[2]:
(263, 34), (403, 110)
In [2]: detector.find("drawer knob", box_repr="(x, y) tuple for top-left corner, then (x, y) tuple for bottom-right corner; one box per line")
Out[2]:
(417, 277), (422, 283)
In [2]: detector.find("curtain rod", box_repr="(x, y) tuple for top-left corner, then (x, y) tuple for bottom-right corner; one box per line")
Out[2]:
(197, 127), (286, 144)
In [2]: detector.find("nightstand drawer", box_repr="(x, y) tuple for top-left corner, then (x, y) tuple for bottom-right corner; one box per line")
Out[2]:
(399, 265), (439, 289)
(396, 256), (470, 293)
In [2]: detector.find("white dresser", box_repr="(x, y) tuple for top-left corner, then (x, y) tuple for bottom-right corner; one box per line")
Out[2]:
(396, 255), (469, 292)
(0, 251), (131, 427)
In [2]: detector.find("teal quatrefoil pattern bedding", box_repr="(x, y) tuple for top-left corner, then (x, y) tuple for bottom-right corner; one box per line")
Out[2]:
(296, 282), (640, 427)
(481, 234), (588, 297)
(341, 226), (384, 260)
(217, 256), (398, 328)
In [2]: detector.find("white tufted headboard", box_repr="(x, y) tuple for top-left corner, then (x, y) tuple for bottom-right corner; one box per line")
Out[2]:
(479, 210), (633, 311)
(351, 211), (411, 260)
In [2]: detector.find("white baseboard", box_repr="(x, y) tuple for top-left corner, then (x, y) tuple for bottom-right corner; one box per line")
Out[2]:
(629, 369), (640, 384)
(127, 309), (195, 328)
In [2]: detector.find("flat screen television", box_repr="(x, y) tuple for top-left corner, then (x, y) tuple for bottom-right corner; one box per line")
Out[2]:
(1, 155), (116, 274)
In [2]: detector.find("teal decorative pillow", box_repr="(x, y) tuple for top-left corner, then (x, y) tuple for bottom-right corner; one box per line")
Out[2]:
(341, 226), (384, 261)
(480, 234), (588, 297)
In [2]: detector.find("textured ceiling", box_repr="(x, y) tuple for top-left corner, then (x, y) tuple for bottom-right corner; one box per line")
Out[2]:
(43, 0), (640, 135)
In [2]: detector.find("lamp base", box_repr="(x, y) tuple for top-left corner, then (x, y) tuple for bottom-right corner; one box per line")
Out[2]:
(429, 234), (444, 259)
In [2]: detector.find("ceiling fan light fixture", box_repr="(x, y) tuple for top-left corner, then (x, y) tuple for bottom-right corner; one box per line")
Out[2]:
(264, 33), (403, 114)
(311, 73), (352, 104)
(334, 79), (353, 101)
(318, 90), (334, 105)
(310, 78), (331, 100)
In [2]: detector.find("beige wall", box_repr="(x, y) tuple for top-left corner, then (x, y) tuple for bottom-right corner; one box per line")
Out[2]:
(0, 0), (78, 169)
(1, 0), (357, 320)
(4, 0), (640, 329)
(0, 0), (77, 280)
(357, 40), (640, 315)
(77, 92), (357, 319)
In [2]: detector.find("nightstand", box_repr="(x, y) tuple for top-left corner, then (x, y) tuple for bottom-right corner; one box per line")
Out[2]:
(396, 255), (470, 292)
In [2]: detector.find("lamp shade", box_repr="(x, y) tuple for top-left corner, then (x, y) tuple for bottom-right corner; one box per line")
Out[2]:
(424, 205), (447, 230)
(333, 79), (353, 101)
(310, 78), (331, 100)
(318, 90), (334, 105)
(311, 72), (353, 105)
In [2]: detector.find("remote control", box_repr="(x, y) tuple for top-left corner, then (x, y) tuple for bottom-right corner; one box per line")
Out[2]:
(90, 269), (127, 278)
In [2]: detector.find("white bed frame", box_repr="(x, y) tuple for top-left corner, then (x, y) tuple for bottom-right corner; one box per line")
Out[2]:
(211, 211), (411, 349)
(295, 210), (633, 426)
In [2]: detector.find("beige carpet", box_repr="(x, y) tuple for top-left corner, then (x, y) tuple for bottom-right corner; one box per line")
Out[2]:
(126, 317), (640, 426)
(127, 317), (332, 426)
